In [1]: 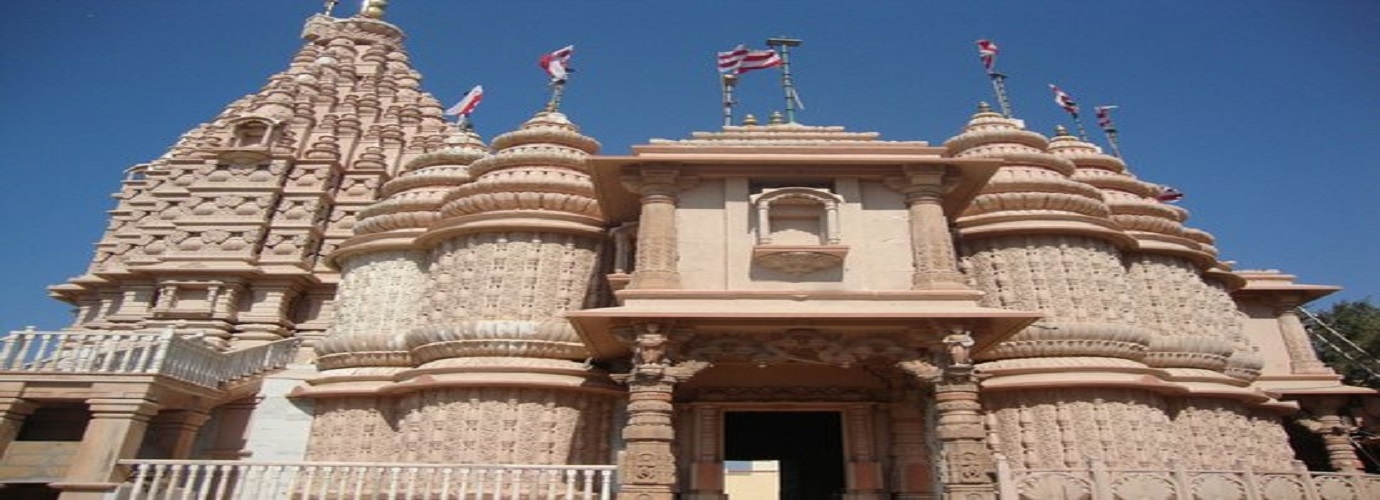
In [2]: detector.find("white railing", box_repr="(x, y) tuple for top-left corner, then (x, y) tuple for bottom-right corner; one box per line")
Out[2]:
(996, 458), (1380, 500)
(117, 460), (617, 500)
(0, 328), (300, 389)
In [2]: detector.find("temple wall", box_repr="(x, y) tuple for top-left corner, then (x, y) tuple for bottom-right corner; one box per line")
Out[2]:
(1166, 398), (1295, 470)
(422, 232), (602, 324)
(305, 389), (615, 464)
(681, 177), (913, 291)
(329, 250), (427, 340)
(986, 388), (1176, 470)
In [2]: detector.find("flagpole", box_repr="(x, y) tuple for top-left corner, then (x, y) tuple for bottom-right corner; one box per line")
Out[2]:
(1102, 126), (1123, 158)
(323, 0), (340, 16)
(1071, 113), (1091, 142)
(1095, 105), (1123, 158)
(721, 74), (738, 127)
(989, 72), (1014, 118)
(766, 37), (802, 124)
(545, 82), (566, 113)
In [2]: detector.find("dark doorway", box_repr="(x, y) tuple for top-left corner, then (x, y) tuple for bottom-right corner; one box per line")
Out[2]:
(723, 411), (845, 500)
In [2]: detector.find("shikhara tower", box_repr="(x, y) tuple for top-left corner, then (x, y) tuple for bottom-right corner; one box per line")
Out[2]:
(3, 4), (1377, 500)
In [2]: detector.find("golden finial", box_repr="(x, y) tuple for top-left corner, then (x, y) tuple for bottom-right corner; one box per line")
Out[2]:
(743, 114), (759, 126)
(1054, 125), (1071, 137)
(977, 101), (992, 113)
(769, 111), (785, 125)
(360, 0), (388, 19)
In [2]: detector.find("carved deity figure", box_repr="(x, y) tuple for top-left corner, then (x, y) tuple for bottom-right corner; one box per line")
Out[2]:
(943, 330), (975, 366)
(634, 331), (669, 366)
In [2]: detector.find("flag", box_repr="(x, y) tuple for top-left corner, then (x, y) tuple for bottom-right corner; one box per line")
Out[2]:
(1095, 105), (1118, 131)
(717, 44), (782, 75)
(445, 85), (484, 117)
(1049, 84), (1079, 116)
(539, 45), (574, 84)
(1155, 186), (1184, 203)
(976, 39), (999, 74)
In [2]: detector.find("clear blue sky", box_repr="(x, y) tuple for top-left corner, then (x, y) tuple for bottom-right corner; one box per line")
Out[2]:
(2, 1), (1376, 331)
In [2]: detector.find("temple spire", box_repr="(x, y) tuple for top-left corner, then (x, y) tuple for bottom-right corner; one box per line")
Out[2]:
(359, 0), (388, 19)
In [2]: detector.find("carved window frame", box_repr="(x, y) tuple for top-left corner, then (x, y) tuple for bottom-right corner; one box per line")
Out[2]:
(748, 187), (849, 275)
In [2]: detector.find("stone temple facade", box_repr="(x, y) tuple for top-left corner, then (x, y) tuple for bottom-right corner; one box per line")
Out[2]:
(2, 5), (1377, 500)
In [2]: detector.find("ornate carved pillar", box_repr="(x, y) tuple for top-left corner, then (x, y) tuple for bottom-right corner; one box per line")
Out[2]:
(1302, 397), (1364, 472)
(0, 399), (38, 455)
(53, 398), (161, 500)
(887, 166), (966, 289)
(899, 358), (995, 500)
(1273, 301), (1330, 374)
(614, 326), (710, 499)
(623, 167), (696, 290)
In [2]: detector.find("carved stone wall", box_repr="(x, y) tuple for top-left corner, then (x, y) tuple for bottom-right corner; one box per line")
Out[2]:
(986, 388), (1176, 470)
(963, 235), (1150, 362)
(985, 389), (1297, 472)
(306, 397), (400, 462)
(316, 251), (427, 368)
(1125, 254), (1237, 370)
(397, 387), (615, 465)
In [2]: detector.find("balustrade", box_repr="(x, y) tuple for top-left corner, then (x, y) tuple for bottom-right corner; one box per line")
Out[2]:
(0, 328), (300, 389)
(118, 459), (616, 500)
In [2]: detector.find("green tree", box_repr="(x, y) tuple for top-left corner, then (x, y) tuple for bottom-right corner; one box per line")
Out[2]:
(1306, 299), (1380, 388)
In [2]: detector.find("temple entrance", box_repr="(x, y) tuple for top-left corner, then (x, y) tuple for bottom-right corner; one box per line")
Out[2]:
(723, 411), (845, 500)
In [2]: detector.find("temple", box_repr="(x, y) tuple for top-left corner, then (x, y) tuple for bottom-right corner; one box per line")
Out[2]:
(2, 4), (1377, 500)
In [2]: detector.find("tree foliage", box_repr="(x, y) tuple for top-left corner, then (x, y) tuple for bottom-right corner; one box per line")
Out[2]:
(1308, 299), (1380, 388)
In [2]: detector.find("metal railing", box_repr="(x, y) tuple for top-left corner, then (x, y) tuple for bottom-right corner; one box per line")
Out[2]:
(0, 328), (300, 389)
(117, 459), (617, 500)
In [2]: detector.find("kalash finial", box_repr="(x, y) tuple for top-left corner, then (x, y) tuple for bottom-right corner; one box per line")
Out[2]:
(1054, 124), (1072, 137)
(769, 111), (785, 125)
(359, 0), (388, 19)
(742, 114), (759, 126)
(977, 101), (993, 113)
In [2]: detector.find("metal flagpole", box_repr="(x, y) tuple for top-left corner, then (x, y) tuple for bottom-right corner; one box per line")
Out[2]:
(721, 74), (738, 127)
(545, 82), (565, 113)
(1071, 113), (1091, 142)
(989, 72), (1014, 118)
(1095, 105), (1123, 158)
(323, 0), (340, 16)
(766, 37), (803, 123)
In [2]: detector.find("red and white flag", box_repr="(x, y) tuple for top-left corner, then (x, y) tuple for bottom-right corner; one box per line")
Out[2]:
(1155, 186), (1184, 203)
(1094, 105), (1118, 131)
(445, 85), (484, 117)
(1049, 84), (1079, 116)
(717, 44), (781, 75)
(539, 45), (574, 84)
(976, 39), (999, 74)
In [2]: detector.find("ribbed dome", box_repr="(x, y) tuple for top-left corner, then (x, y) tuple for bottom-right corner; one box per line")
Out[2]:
(945, 104), (1112, 226)
(353, 129), (487, 235)
(437, 111), (603, 222)
(1045, 130), (1188, 240)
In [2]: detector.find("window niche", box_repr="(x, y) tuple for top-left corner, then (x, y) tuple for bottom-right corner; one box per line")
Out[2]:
(749, 187), (848, 275)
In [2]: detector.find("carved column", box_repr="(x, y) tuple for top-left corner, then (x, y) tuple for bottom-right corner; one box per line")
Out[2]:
(0, 399), (38, 456)
(1274, 301), (1330, 374)
(899, 359), (995, 500)
(888, 166), (966, 289)
(53, 398), (161, 500)
(623, 167), (695, 290)
(615, 326), (710, 499)
(1302, 397), (1364, 472)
